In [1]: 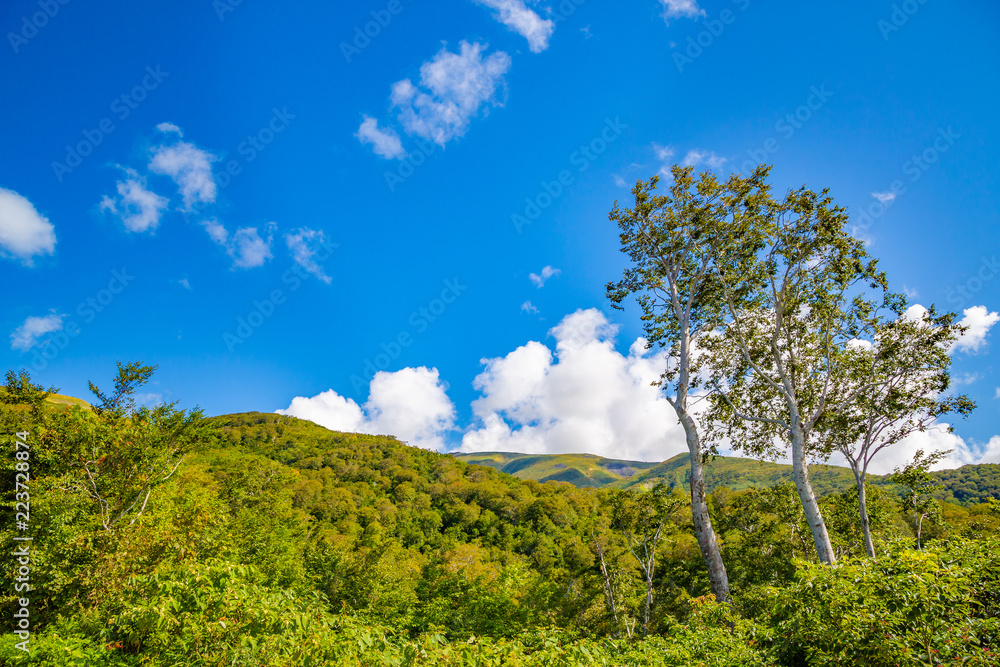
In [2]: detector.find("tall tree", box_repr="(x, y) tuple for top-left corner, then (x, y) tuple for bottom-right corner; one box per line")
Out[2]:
(820, 306), (975, 557)
(891, 449), (949, 550)
(704, 183), (897, 565)
(55, 361), (205, 531)
(607, 165), (772, 601)
(609, 482), (681, 635)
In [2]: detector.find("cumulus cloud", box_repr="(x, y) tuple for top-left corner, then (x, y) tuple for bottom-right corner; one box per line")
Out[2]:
(391, 41), (511, 147)
(529, 265), (560, 288)
(149, 134), (219, 209)
(11, 312), (63, 352)
(474, 0), (555, 53)
(460, 309), (685, 461)
(100, 169), (170, 233)
(0, 187), (56, 264)
(682, 148), (727, 170)
(202, 218), (274, 269)
(356, 115), (407, 159)
(285, 228), (333, 284)
(278, 367), (456, 450)
(840, 427), (1000, 476)
(954, 305), (999, 354)
(521, 300), (539, 314)
(659, 0), (705, 24)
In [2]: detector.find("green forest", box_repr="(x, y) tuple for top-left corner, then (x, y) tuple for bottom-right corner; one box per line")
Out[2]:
(1, 375), (998, 666)
(3, 167), (1000, 665)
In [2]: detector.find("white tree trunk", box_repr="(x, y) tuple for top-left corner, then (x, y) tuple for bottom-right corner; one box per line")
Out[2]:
(790, 426), (837, 564)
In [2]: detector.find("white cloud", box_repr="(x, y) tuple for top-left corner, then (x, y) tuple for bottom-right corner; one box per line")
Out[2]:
(391, 41), (511, 146)
(100, 169), (170, 233)
(178, 278), (191, 290)
(202, 218), (274, 269)
(652, 143), (677, 178)
(11, 313), (63, 352)
(460, 309), (685, 461)
(229, 226), (273, 269)
(474, 0), (555, 53)
(149, 134), (219, 209)
(155, 122), (183, 136)
(285, 228), (333, 284)
(954, 305), (999, 354)
(659, 0), (705, 24)
(278, 367), (456, 450)
(356, 115), (407, 159)
(529, 265), (560, 288)
(682, 148), (727, 170)
(614, 174), (628, 188)
(832, 424), (1000, 475)
(521, 300), (539, 314)
(872, 190), (897, 204)
(995, 387), (1000, 400)
(951, 372), (980, 387)
(904, 285), (919, 300)
(0, 187), (56, 264)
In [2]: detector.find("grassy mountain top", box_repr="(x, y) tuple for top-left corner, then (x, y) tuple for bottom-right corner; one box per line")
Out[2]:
(454, 451), (660, 487)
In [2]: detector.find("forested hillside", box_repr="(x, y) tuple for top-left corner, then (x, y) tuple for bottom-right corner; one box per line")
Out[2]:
(454, 452), (1000, 506)
(3, 372), (999, 665)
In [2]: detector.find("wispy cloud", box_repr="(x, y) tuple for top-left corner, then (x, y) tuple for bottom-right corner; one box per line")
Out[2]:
(356, 115), (407, 159)
(11, 312), (63, 351)
(390, 41), (511, 147)
(202, 218), (274, 269)
(285, 228), (334, 284)
(529, 265), (561, 288)
(149, 131), (219, 209)
(521, 300), (539, 314)
(871, 190), (897, 204)
(474, 0), (555, 53)
(681, 148), (727, 170)
(100, 168), (170, 233)
(659, 0), (705, 24)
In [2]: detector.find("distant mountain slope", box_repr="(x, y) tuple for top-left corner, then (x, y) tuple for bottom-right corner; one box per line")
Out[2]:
(453, 451), (1000, 505)
(454, 452), (659, 488)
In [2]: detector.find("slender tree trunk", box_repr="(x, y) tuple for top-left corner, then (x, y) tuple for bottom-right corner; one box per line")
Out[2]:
(852, 467), (876, 558)
(678, 410), (731, 602)
(789, 427), (836, 564)
(591, 531), (620, 631)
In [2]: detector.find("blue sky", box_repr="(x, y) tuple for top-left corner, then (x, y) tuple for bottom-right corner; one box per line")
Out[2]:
(2, 0), (998, 469)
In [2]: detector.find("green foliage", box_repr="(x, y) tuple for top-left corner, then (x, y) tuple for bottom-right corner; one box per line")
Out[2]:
(757, 539), (1000, 666)
(2, 365), (998, 665)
